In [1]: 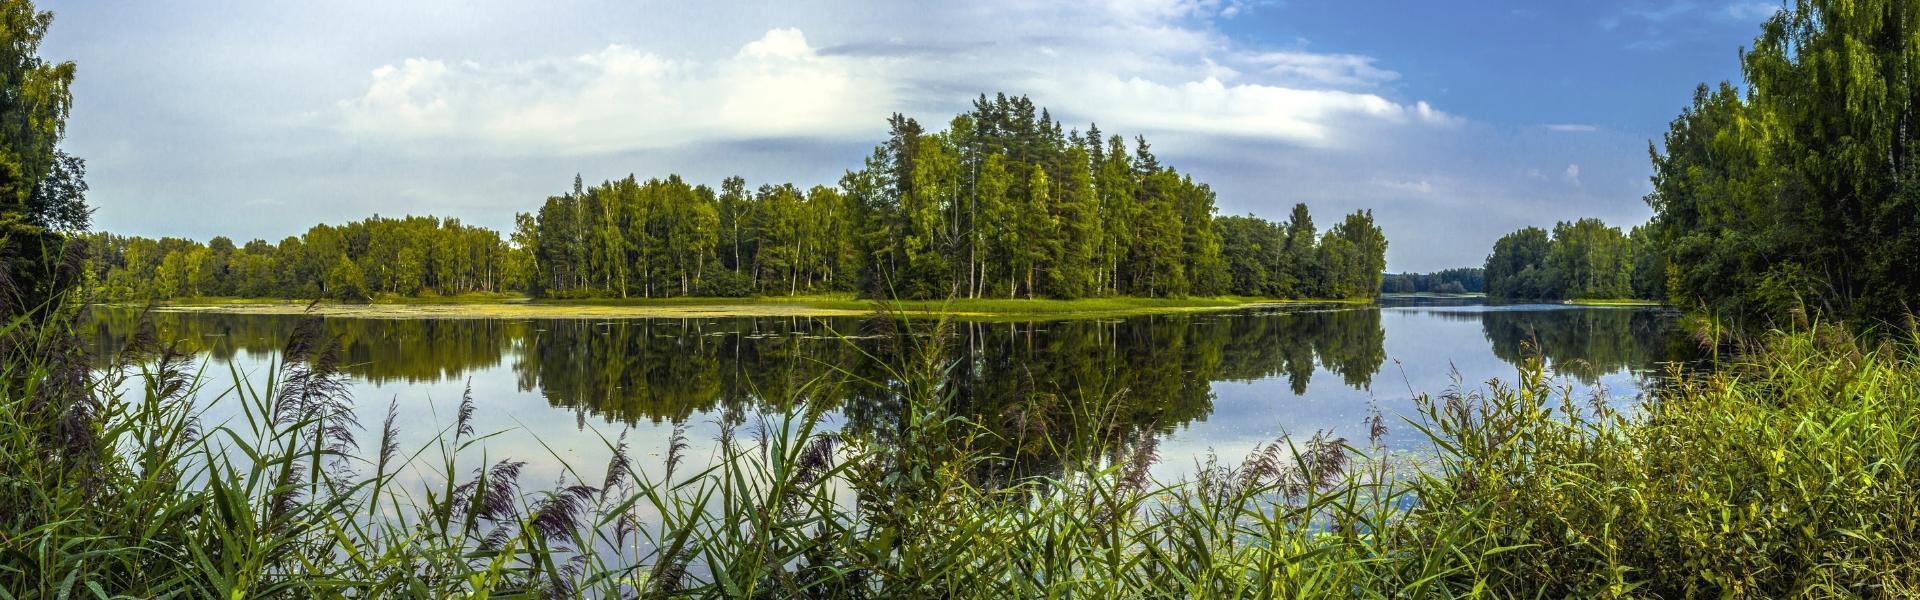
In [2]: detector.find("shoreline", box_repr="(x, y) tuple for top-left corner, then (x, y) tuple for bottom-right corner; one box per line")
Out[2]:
(124, 295), (1374, 321)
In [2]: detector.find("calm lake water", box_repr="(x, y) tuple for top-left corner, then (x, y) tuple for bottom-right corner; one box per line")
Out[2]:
(86, 297), (1694, 488)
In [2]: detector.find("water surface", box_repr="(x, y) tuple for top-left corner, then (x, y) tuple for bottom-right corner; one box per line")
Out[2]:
(87, 297), (1693, 486)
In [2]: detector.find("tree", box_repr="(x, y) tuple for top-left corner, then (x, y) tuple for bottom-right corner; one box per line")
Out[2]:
(1485, 227), (1554, 300)
(0, 0), (80, 315)
(1048, 146), (1100, 298)
(1326, 210), (1387, 299)
(112, 94), (1391, 305)
(1645, 0), (1920, 321)
(325, 255), (366, 301)
(1014, 165), (1058, 298)
(1180, 178), (1228, 296)
(1280, 204), (1318, 298)
(1216, 215), (1277, 296)
(1544, 219), (1611, 299)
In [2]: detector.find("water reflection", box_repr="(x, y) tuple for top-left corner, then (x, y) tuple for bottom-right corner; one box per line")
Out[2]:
(1390, 301), (1695, 385)
(86, 300), (1690, 478)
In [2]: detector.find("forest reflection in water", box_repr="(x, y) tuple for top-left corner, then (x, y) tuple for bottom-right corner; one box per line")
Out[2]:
(85, 298), (1692, 479)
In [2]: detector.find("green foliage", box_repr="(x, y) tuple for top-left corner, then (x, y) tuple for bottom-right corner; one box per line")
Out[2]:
(1485, 219), (1648, 301)
(1381, 267), (1483, 294)
(1319, 210), (1388, 298)
(83, 94), (1388, 306)
(0, 0), (83, 317)
(1647, 0), (1920, 322)
(82, 215), (520, 302)
(519, 94), (1383, 302)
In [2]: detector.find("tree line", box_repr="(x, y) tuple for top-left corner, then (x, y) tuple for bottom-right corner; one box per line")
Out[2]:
(1481, 0), (1919, 319)
(81, 215), (522, 301)
(518, 94), (1387, 301)
(1380, 268), (1484, 294)
(1640, 0), (1918, 321)
(80, 96), (1390, 304)
(1482, 218), (1661, 302)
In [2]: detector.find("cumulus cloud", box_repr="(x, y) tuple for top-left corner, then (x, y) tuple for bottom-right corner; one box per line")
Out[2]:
(331, 3), (1456, 155)
(1564, 163), (1582, 185)
(336, 29), (889, 154)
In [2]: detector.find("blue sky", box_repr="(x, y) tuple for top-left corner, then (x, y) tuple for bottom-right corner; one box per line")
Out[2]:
(43, 0), (1777, 272)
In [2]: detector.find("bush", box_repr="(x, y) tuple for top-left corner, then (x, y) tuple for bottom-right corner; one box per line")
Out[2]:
(1407, 324), (1920, 596)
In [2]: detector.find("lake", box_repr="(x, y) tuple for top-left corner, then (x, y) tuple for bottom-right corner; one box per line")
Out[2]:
(85, 297), (1695, 490)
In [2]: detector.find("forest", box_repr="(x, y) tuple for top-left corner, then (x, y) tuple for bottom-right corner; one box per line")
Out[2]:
(1643, 72), (1918, 319)
(81, 96), (1389, 303)
(1481, 218), (1661, 301)
(79, 216), (522, 301)
(1379, 268), (1484, 294)
(1480, 0), (1920, 321)
(520, 95), (1388, 301)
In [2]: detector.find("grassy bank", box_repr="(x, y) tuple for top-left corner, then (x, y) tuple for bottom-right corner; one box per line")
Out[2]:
(136, 293), (1368, 321)
(7, 299), (1916, 596)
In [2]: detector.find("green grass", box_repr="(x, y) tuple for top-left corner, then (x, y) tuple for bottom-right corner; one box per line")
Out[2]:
(7, 294), (1917, 596)
(146, 291), (528, 306)
(527, 292), (856, 306)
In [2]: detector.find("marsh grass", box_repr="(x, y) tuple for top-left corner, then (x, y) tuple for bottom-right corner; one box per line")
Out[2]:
(3, 293), (1917, 597)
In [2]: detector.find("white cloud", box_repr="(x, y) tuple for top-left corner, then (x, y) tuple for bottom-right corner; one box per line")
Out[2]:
(336, 29), (889, 154)
(1723, 2), (1778, 21)
(1241, 51), (1398, 87)
(1372, 178), (1433, 194)
(1564, 163), (1582, 185)
(331, 4), (1456, 156)
(1024, 74), (1455, 147)
(1545, 123), (1599, 133)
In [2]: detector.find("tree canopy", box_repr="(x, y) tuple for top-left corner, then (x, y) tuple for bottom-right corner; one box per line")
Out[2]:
(1380, 268), (1484, 294)
(1644, 0), (1920, 321)
(86, 94), (1389, 304)
(83, 216), (520, 302)
(0, 0), (84, 316)
(1483, 219), (1657, 302)
(517, 94), (1387, 301)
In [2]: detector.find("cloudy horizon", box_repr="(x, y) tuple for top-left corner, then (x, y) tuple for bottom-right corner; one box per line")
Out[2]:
(46, 0), (1772, 272)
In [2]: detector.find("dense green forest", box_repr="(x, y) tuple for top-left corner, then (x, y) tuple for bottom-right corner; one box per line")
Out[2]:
(81, 96), (1389, 304)
(1380, 268), (1483, 294)
(79, 216), (522, 301)
(1638, 0), (1919, 321)
(1482, 218), (1661, 301)
(1485, 0), (1920, 318)
(520, 95), (1388, 301)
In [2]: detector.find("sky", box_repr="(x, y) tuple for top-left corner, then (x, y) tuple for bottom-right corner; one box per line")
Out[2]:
(43, 0), (1777, 272)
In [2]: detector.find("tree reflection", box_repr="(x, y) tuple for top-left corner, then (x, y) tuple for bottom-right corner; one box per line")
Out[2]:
(1474, 307), (1693, 385)
(88, 306), (1394, 476)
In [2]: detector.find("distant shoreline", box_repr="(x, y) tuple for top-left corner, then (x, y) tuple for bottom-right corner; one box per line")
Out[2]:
(118, 294), (1374, 321)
